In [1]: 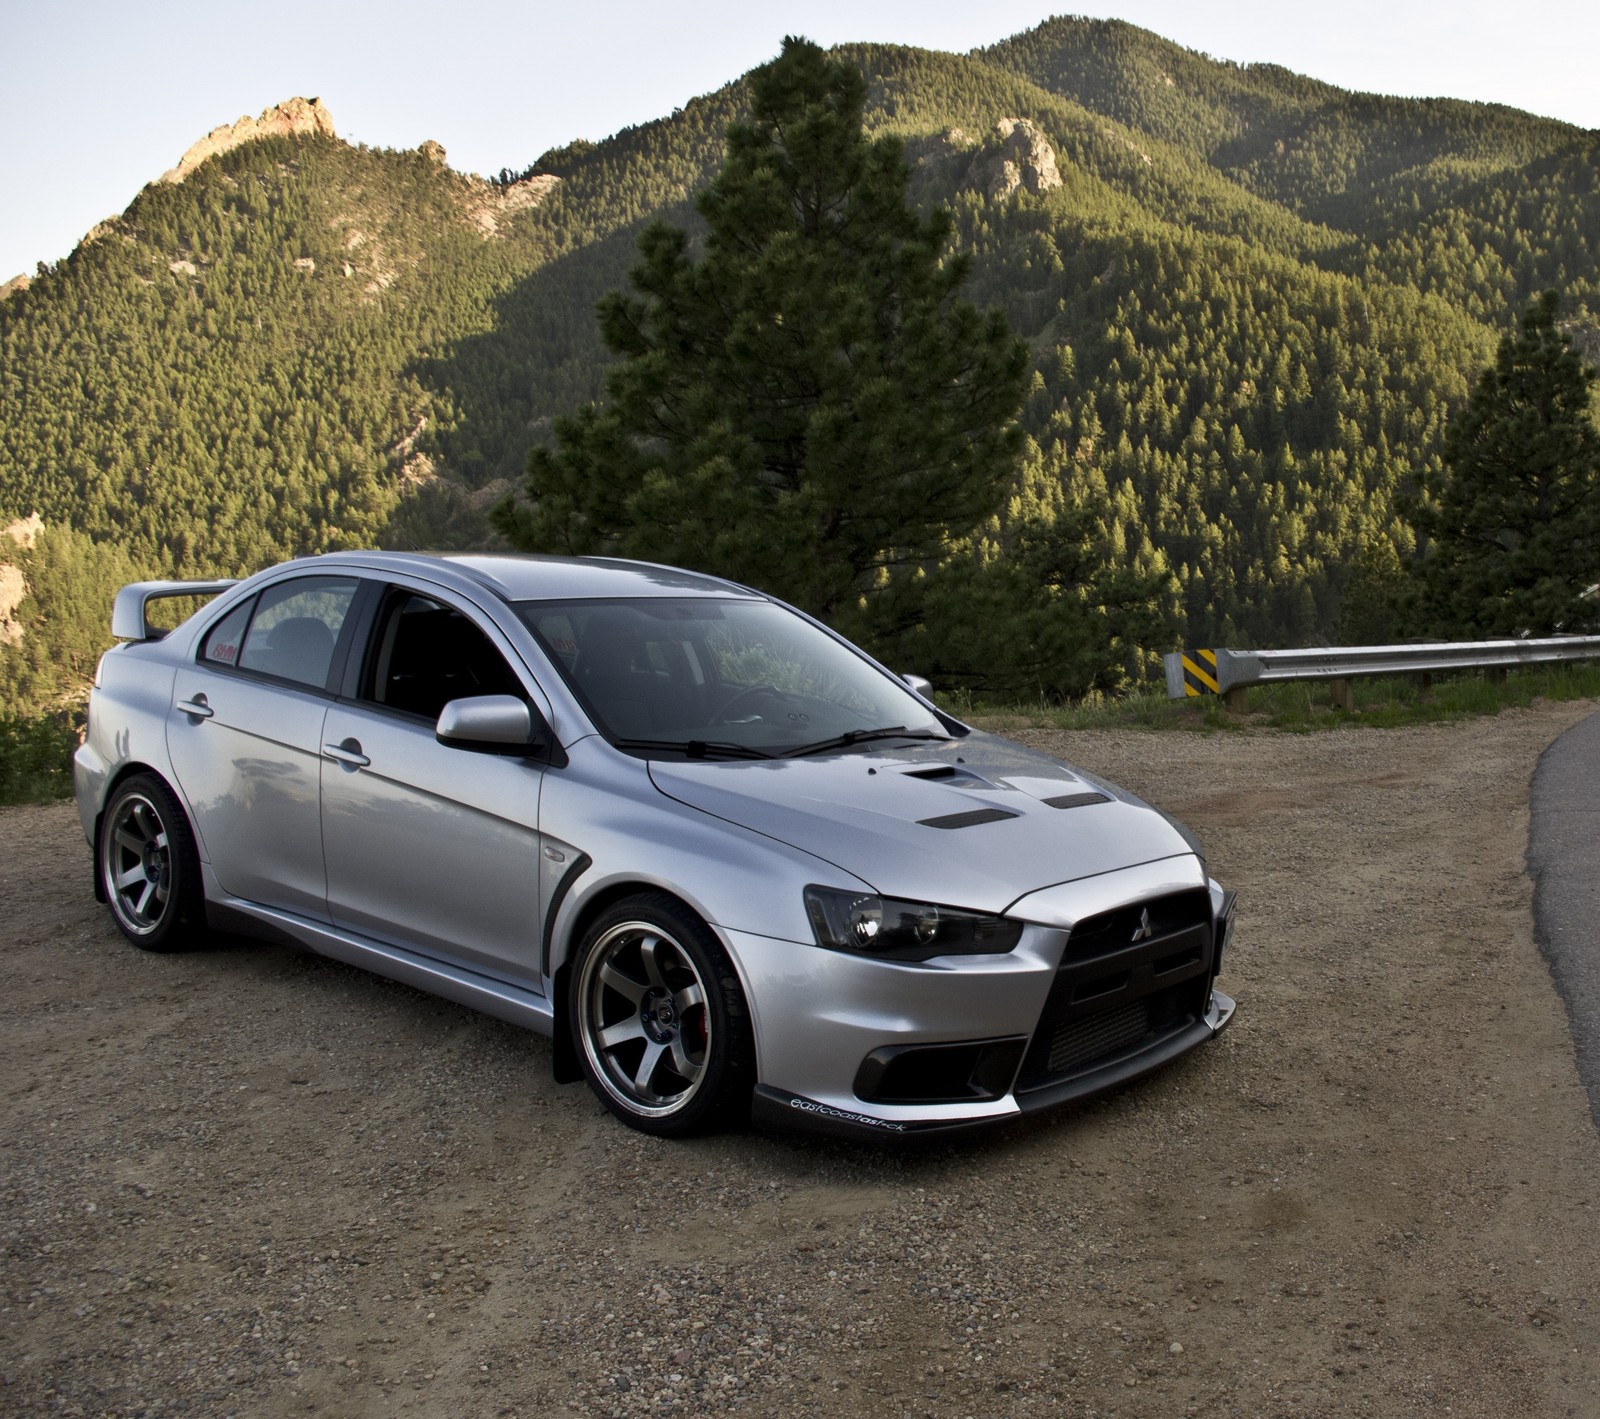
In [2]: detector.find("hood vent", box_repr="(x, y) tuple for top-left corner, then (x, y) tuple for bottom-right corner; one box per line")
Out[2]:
(918, 807), (1019, 830)
(1042, 791), (1110, 810)
(903, 764), (997, 790)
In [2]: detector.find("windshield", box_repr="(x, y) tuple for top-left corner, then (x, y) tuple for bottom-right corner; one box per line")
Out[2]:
(515, 597), (947, 756)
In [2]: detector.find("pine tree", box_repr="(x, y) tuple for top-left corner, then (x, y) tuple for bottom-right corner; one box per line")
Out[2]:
(1409, 291), (1600, 636)
(493, 36), (1029, 640)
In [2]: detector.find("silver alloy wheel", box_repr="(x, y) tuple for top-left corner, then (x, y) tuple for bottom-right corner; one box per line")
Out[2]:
(576, 919), (712, 1119)
(102, 790), (173, 937)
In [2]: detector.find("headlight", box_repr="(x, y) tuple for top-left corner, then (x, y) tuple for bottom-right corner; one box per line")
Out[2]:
(804, 886), (1023, 962)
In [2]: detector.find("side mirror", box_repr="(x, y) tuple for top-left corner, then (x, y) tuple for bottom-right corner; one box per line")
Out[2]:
(901, 673), (934, 700)
(436, 695), (545, 755)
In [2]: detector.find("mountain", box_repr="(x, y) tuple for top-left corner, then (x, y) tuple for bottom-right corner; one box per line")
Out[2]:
(1, 22), (1597, 711)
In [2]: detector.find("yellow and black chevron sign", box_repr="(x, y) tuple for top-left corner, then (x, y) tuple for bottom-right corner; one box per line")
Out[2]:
(1179, 648), (1220, 697)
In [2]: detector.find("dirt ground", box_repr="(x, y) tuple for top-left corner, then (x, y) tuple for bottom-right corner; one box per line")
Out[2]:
(3, 703), (1600, 1419)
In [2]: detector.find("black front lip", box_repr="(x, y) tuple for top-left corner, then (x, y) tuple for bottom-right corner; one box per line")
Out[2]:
(750, 1086), (1012, 1142)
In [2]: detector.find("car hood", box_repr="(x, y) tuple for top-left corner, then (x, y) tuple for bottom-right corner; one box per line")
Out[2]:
(647, 731), (1196, 917)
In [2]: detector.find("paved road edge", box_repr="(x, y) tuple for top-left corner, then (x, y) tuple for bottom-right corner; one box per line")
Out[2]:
(1528, 706), (1600, 1133)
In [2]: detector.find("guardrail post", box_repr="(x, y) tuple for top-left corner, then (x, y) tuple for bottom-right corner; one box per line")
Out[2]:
(1330, 678), (1355, 712)
(1224, 686), (1248, 712)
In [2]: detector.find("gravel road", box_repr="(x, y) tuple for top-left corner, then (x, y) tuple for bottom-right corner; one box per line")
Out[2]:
(4, 703), (1600, 1418)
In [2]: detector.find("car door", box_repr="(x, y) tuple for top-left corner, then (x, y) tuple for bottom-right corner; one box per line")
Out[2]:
(319, 587), (548, 983)
(167, 574), (361, 919)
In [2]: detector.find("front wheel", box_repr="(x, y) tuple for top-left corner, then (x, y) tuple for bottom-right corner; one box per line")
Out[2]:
(98, 774), (205, 951)
(570, 894), (754, 1136)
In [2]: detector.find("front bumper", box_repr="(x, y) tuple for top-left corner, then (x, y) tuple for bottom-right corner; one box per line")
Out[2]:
(750, 989), (1236, 1142)
(730, 858), (1238, 1141)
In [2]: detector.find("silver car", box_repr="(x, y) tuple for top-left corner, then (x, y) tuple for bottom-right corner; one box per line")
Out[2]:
(75, 552), (1236, 1139)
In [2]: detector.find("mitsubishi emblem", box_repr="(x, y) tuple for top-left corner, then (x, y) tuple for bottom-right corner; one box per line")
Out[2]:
(1131, 908), (1154, 943)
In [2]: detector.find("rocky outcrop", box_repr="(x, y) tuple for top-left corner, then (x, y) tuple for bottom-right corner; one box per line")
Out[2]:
(903, 127), (972, 168)
(971, 118), (1064, 200)
(0, 273), (29, 301)
(1569, 323), (1600, 368)
(162, 97), (336, 185)
(466, 173), (562, 236)
(498, 173), (560, 212)
(0, 515), (42, 647)
(4, 514), (42, 549)
(0, 564), (22, 646)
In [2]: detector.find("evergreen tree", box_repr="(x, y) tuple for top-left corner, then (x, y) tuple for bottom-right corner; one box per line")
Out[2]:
(895, 501), (1175, 699)
(1333, 540), (1410, 644)
(1409, 291), (1600, 636)
(493, 36), (1030, 640)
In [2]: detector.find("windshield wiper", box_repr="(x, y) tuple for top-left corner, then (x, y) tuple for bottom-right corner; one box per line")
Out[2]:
(610, 737), (775, 760)
(782, 726), (950, 758)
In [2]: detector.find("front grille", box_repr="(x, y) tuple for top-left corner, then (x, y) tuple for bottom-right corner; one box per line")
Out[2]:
(1064, 888), (1211, 964)
(1045, 997), (1151, 1073)
(1036, 983), (1197, 1076)
(1016, 890), (1215, 1094)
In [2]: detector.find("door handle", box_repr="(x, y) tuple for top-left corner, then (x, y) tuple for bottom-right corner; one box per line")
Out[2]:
(323, 739), (371, 769)
(176, 695), (214, 720)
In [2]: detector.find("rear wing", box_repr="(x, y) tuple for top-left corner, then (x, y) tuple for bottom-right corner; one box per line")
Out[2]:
(112, 580), (238, 641)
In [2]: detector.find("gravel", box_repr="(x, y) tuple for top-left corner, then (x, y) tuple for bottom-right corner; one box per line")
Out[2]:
(3, 701), (1599, 1417)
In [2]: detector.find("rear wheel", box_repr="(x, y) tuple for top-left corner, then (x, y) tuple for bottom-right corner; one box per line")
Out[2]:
(98, 774), (205, 951)
(570, 894), (753, 1136)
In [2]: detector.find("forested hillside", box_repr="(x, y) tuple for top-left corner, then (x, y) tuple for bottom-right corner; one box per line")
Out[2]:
(2, 17), (1597, 709)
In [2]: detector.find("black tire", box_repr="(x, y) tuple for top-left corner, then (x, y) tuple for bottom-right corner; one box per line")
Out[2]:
(569, 893), (754, 1136)
(98, 773), (206, 952)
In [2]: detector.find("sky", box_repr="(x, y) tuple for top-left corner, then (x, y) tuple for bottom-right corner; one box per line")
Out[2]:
(2, 0), (1597, 283)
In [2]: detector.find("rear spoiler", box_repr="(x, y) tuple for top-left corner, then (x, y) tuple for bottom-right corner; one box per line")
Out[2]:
(112, 580), (238, 641)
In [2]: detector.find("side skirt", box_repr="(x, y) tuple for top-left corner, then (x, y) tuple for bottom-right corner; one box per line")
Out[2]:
(204, 895), (556, 1037)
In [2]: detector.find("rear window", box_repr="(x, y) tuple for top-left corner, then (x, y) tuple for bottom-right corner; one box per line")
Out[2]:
(201, 601), (252, 667)
(199, 577), (358, 691)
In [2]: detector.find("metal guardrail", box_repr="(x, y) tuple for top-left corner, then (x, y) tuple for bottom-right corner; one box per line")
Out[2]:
(1164, 637), (1600, 709)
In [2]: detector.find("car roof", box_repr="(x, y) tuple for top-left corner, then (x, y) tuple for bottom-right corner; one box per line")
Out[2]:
(301, 551), (767, 603)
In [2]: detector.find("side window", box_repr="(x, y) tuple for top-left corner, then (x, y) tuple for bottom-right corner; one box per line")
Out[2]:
(201, 600), (254, 667)
(234, 577), (358, 690)
(367, 593), (524, 721)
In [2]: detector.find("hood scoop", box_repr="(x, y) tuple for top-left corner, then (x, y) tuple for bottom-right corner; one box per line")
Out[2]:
(902, 764), (998, 790)
(903, 763), (1019, 827)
